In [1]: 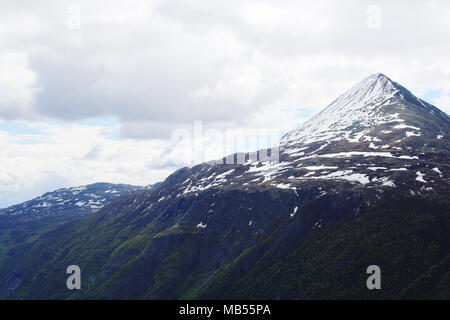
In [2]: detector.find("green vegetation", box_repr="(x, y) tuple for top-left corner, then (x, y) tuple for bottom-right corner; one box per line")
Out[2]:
(192, 197), (450, 299)
(0, 189), (448, 300)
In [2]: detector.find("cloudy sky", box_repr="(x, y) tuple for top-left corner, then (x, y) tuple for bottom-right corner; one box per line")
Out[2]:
(1, 0), (449, 207)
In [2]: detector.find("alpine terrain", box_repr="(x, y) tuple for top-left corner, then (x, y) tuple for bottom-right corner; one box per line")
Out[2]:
(0, 182), (144, 292)
(0, 182), (142, 222)
(1, 73), (449, 299)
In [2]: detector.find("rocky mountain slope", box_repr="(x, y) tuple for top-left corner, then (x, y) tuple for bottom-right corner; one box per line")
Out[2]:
(186, 73), (449, 198)
(1, 73), (448, 299)
(0, 182), (142, 222)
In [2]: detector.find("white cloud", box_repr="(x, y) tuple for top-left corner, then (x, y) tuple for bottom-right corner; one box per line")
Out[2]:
(1, 0), (449, 131)
(0, 52), (38, 120)
(433, 91), (450, 114)
(0, 122), (175, 207)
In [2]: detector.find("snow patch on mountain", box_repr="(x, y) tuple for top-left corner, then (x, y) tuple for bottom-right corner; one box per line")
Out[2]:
(416, 171), (427, 183)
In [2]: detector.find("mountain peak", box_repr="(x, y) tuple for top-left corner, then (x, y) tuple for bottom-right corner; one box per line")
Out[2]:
(328, 72), (399, 111)
(363, 73), (399, 92)
(368, 72), (389, 79)
(281, 73), (448, 146)
(365, 72), (398, 83)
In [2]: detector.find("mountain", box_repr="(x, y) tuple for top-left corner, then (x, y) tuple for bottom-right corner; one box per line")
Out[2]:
(195, 73), (449, 197)
(0, 182), (144, 274)
(0, 182), (142, 222)
(1, 74), (449, 299)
